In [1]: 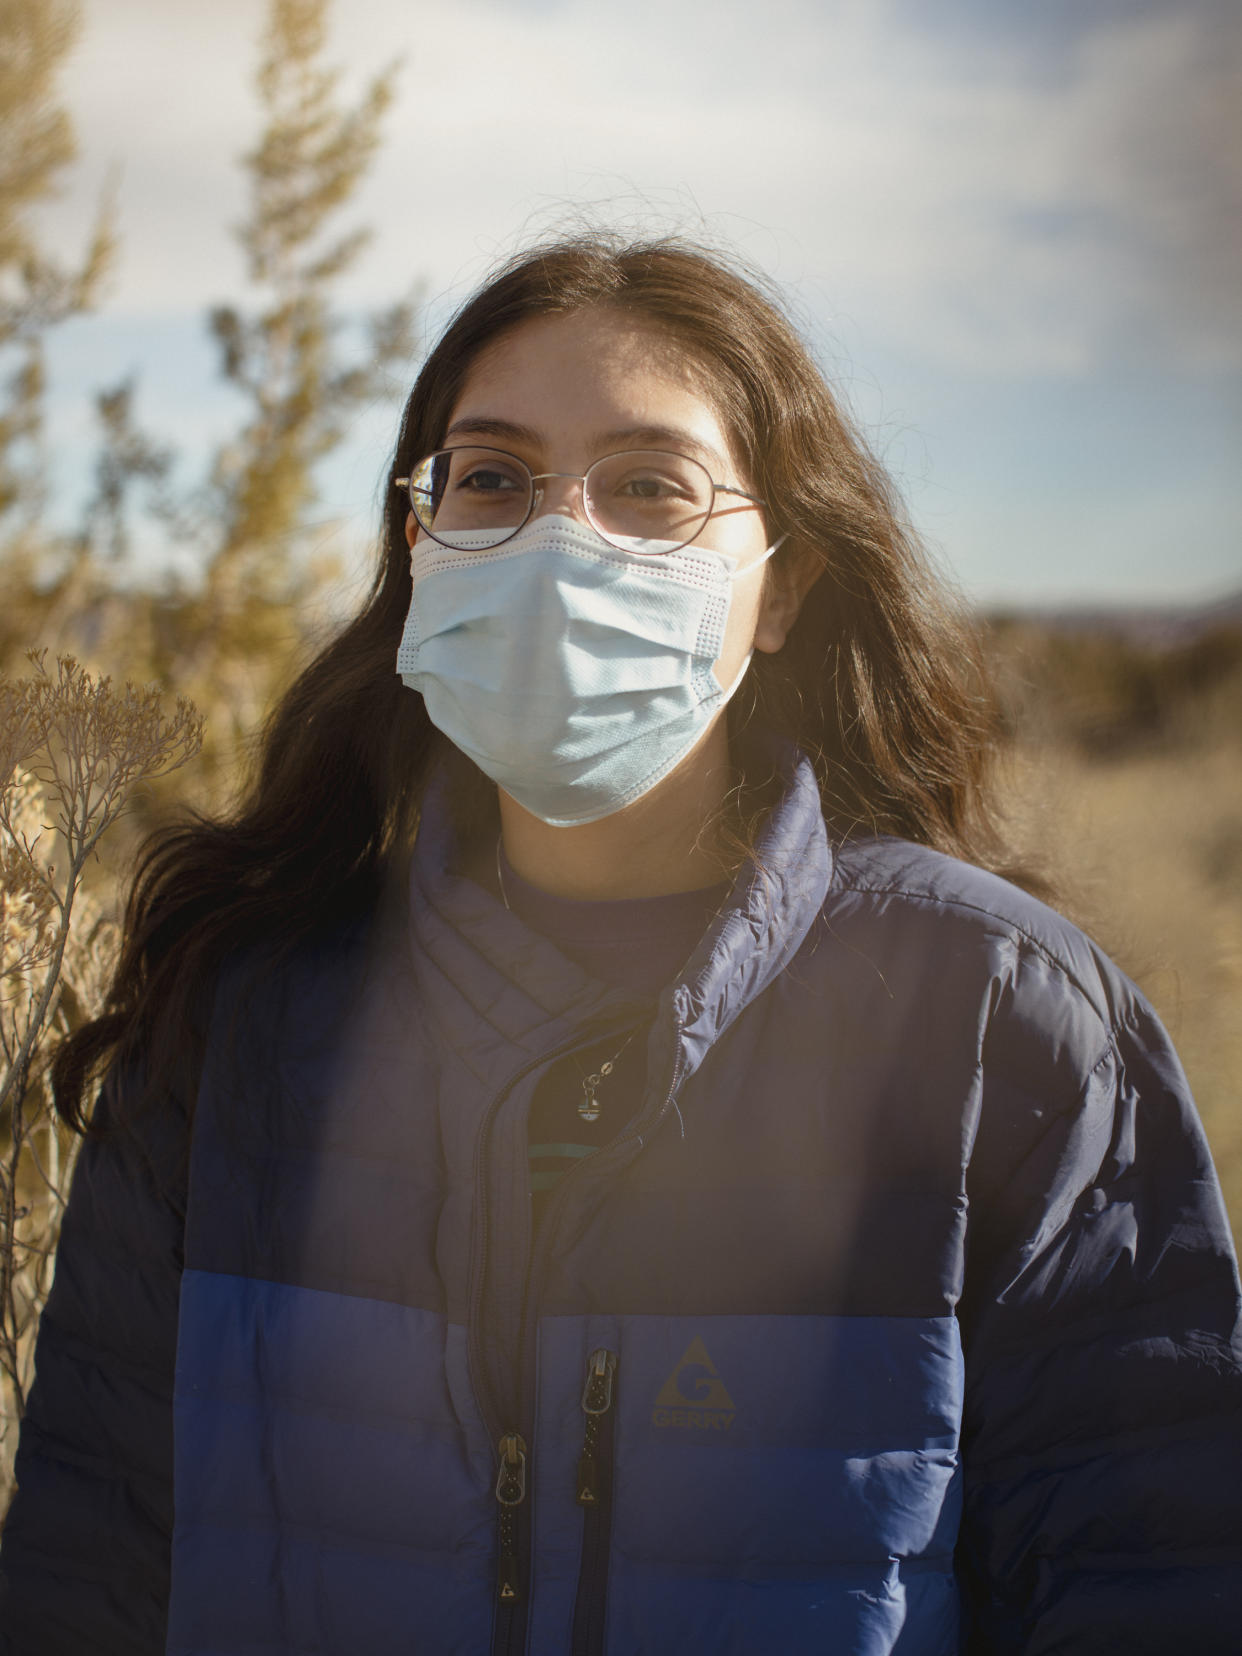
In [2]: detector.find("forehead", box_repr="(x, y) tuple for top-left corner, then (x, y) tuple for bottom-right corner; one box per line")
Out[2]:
(446, 307), (744, 472)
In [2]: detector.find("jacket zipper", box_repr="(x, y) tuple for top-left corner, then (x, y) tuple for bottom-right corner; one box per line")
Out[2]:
(571, 1349), (618, 1656)
(472, 1018), (645, 1655)
(501, 1006), (685, 1654)
(552, 1010), (684, 1652)
(477, 1003), (685, 1653)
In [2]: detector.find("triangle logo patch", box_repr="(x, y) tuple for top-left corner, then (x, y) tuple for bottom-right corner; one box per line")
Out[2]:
(652, 1337), (736, 1430)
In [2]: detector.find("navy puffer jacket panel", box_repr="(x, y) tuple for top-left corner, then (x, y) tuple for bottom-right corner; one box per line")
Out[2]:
(3, 748), (1240, 1654)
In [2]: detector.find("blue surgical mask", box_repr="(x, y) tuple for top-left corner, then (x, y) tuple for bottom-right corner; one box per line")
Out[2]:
(395, 513), (781, 826)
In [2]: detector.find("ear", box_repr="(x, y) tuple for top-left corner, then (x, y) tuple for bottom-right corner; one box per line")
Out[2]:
(404, 510), (418, 549)
(753, 544), (822, 654)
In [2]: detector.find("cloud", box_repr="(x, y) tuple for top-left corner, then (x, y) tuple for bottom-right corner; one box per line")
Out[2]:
(31, 0), (1241, 399)
(1064, 7), (1242, 371)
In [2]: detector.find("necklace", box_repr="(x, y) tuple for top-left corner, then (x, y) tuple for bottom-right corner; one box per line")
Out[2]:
(495, 835), (636, 1124)
(576, 1033), (635, 1123)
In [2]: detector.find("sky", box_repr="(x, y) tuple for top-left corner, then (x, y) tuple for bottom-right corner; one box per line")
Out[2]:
(34, 0), (1242, 609)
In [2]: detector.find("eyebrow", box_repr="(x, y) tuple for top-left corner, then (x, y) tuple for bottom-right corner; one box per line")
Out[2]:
(596, 425), (728, 473)
(440, 417), (729, 476)
(442, 416), (541, 447)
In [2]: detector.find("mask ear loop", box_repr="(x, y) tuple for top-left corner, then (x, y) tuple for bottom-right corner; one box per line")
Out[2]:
(729, 532), (788, 583)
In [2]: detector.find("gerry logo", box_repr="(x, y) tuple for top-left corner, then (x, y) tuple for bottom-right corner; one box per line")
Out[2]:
(651, 1337), (736, 1431)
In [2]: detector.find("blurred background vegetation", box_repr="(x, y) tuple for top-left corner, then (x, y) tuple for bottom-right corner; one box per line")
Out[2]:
(0, 0), (417, 1504)
(985, 607), (1242, 1260)
(1, 0), (1239, 1508)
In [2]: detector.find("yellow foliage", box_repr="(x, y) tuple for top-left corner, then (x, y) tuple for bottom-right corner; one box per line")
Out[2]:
(0, 0), (114, 518)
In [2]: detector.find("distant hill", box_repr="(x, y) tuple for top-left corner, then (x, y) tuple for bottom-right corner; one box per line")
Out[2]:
(979, 593), (1242, 755)
(982, 587), (1242, 646)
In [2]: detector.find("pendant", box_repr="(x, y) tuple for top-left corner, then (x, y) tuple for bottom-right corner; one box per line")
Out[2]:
(578, 1086), (601, 1124)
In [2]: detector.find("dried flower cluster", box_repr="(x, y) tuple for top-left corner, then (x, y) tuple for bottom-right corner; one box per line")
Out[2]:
(0, 653), (202, 1505)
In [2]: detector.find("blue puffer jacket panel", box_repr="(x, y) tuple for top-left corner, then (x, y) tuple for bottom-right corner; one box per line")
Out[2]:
(3, 746), (1241, 1655)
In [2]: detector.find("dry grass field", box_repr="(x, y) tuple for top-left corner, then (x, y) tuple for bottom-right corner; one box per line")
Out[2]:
(1011, 744), (1242, 1252)
(991, 620), (1242, 1253)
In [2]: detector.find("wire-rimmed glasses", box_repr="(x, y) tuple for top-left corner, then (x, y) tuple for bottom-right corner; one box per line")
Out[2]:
(394, 446), (766, 554)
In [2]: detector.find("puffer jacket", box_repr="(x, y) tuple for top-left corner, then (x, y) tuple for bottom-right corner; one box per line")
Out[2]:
(3, 745), (1241, 1655)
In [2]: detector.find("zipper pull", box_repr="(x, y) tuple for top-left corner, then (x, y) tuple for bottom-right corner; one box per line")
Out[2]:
(495, 1431), (527, 1506)
(581, 1347), (616, 1415)
(495, 1432), (527, 1602)
(577, 1349), (617, 1506)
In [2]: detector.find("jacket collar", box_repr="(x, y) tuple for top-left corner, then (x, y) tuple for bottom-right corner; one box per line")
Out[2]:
(405, 738), (832, 1078)
(665, 739), (832, 1084)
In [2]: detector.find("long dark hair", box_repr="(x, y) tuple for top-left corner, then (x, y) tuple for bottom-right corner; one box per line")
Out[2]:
(55, 232), (1011, 1131)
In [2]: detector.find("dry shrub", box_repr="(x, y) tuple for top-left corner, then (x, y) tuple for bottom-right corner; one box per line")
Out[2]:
(0, 653), (202, 1507)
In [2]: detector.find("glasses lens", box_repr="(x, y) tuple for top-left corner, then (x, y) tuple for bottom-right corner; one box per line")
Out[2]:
(584, 451), (714, 551)
(408, 447), (532, 546)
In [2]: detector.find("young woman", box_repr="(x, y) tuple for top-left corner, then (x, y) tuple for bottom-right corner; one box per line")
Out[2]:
(3, 235), (1240, 1656)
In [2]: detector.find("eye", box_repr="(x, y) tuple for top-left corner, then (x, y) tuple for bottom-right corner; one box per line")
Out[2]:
(455, 463), (526, 495)
(611, 465), (695, 502)
(618, 474), (675, 500)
